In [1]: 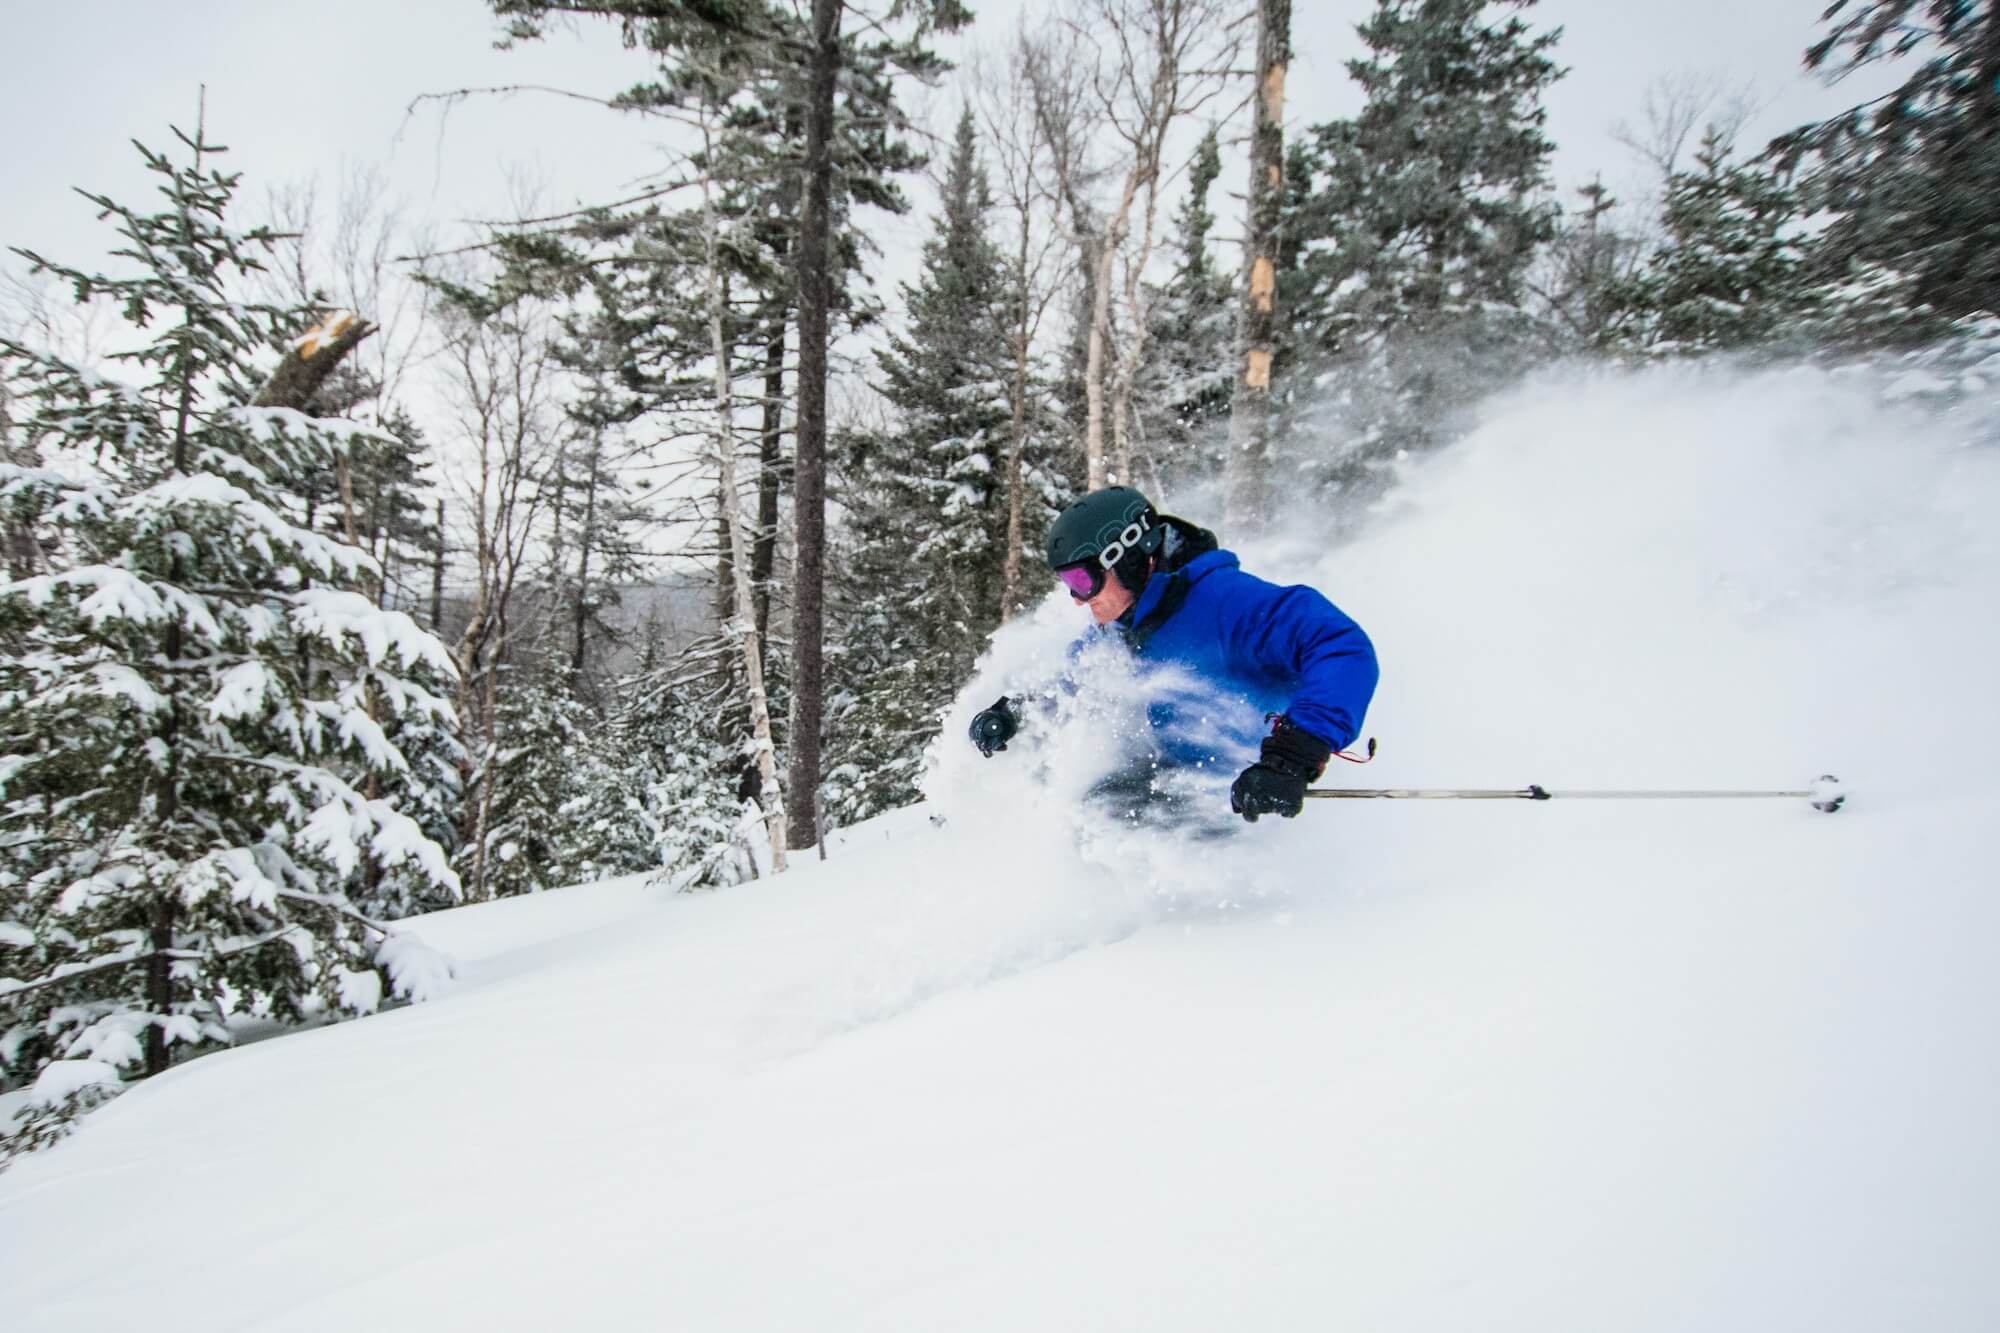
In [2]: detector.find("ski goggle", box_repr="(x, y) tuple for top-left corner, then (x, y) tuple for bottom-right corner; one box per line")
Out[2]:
(1056, 563), (1106, 601)
(1053, 512), (1155, 601)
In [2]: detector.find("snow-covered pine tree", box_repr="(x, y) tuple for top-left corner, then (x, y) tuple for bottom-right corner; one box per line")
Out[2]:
(1139, 125), (1236, 486)
(1774, 0), (2000, 337)
(343, 408), (446, 618)
(0, 121), (460, 1150)
(1286, 0), (1563, 495)
(1620, 130), (1813, 355)
(829, 110), (1012, 822)
(454, 665), (649, 897)
(254, 337), (459, 923)
(616, 638), (766, 891)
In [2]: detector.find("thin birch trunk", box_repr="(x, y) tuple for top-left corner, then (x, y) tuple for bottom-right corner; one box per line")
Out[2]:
(704, 113), (788, 876)
(1084, 165), (1142, 486)
(1085, 231), (1114, 487)
(1110, 167), (1164, 483)
(1001, 202), (1034, 621)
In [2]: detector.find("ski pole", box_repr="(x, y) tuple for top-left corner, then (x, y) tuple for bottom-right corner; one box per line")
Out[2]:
(1304, 775), (1845, 813)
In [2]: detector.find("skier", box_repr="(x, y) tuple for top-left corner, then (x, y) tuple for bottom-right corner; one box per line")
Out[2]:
(968, 485), (1379, 823)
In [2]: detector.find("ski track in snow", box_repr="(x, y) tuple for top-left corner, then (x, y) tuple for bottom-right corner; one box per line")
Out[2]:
(4, 361), (1999, 1331)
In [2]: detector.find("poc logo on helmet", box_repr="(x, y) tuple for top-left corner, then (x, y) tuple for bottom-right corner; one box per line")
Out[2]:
(1097, 513), (1152, 570)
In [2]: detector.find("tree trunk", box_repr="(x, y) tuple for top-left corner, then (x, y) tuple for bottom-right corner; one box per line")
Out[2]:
(1110, 168), (1165, 484)
(250, 311), (375, 412)
(144, 900), (174, 1075)
(467, 666), (500, 903)
(1001, 203), (1034, 622)
(0, 380), (42, 580)
(570, 441), (599, 688)
(1224, 0), (1290, 531)
(755, 315), (785, 652)
(787, 0), (841, 853)
(334, 453), (362, 549)
(705, 142), (788, 876)
(431, 498), (445, 633)
(1084, 232), (1113, 488)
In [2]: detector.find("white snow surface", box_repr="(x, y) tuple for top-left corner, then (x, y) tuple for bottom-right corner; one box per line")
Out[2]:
(4, 362), (1998, 1330)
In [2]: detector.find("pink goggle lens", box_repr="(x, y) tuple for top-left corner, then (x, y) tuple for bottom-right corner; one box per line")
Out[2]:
(1057, 564), (1102, 600)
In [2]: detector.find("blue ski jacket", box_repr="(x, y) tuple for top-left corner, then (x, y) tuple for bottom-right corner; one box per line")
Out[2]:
(1079, 521), (1379, 768)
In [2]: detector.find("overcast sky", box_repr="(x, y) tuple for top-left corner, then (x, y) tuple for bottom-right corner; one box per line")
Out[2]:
(1, 1), (1882, 322)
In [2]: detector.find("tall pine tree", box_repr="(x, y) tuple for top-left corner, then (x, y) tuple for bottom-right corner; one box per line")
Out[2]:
(1287, 0), (1563, 491)
(829, 110), (1012, 822)
(1141, 126), (1237, 486)
(1776, 0), (2000, 335)
(0, 121), (459, 1149)
(1623, 131), (1813, 354)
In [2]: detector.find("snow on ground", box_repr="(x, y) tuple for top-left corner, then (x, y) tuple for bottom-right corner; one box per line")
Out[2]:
(4, 361), (1997, 1330)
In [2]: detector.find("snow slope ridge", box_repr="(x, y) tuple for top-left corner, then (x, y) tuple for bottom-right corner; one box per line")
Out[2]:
(4, 361), (1997, 1332)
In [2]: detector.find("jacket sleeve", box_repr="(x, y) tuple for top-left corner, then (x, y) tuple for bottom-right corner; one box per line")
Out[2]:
(1220, 580), (1379, 751)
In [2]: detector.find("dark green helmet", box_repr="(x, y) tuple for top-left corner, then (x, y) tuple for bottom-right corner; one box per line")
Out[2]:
(1044, 485), (1164, 571)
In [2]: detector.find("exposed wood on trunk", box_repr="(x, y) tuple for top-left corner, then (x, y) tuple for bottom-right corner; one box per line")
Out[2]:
(256, 310), (377, 565)
(251, 310), (375, 412)
(1225, 0), (1291, 530)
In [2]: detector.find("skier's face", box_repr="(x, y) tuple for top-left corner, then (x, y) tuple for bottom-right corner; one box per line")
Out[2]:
(1082, 563), (1138, 624)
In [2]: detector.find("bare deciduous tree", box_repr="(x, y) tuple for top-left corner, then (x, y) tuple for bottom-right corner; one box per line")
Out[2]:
(439, 299), (563, 901)
(259, 166), (438, 421)
(256, 171), (442, 607)
(978, 32), (1072, 619)
(700, 99), (787, 876)
(1612, 72), (1768, 198)
(1027, 0), (1240, 490)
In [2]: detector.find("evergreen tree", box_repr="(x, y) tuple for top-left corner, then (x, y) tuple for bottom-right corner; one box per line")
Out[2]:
(1622, 131), (1813, 354)
(536, 421), (652, 708)
(1140, 126), (1237, 484)
(829, 110), (1012, 822)
(616, 640), (766, 891)
(0, 123), (459, 1147)
(485, 0), (965, 851)
(1775, 0), (2000, 333)
(1535, 177), (1647, 354)
(455, 669), (648, 897)
(346, 409), (445, 618)
(1286, 0), (1563, 490)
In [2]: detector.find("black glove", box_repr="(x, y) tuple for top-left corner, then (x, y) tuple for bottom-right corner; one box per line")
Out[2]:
(1231, 716), (1332, 821)
(968, 696), (1020, 757)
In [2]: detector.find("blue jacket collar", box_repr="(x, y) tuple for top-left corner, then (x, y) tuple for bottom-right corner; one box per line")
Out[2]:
(1122, 548), (1237, 629)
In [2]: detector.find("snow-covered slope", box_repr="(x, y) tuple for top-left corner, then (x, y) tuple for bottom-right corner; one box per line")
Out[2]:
(4, 363), (1997, 1331)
